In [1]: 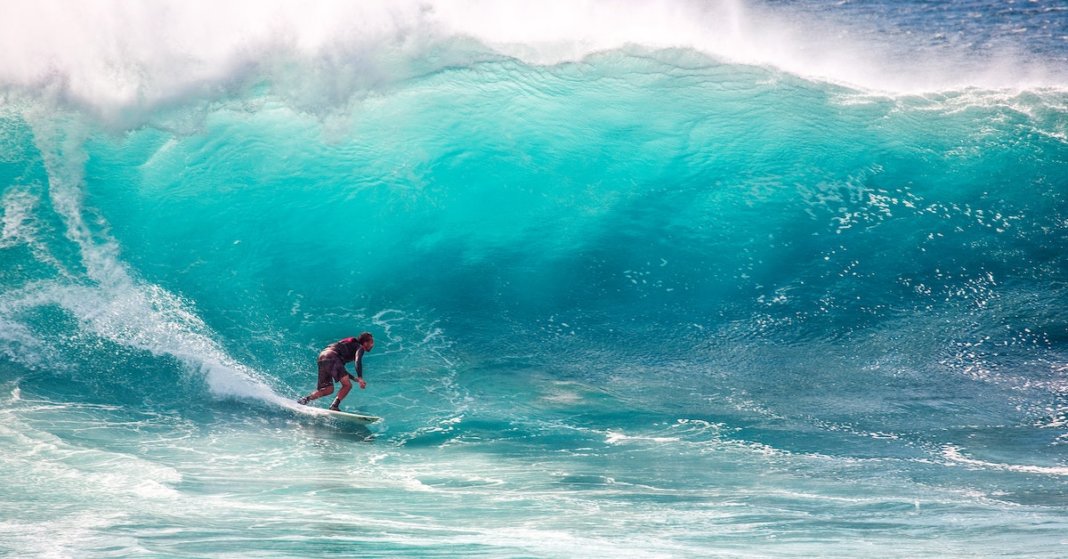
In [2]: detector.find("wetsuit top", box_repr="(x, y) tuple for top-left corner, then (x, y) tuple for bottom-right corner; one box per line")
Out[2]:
(326, 337), (366, 379)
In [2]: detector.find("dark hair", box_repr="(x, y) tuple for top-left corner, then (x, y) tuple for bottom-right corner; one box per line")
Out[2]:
(356, 332), (373, 344)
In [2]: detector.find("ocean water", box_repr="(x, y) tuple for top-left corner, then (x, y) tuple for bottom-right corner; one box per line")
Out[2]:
(1, 0), (1067, 557)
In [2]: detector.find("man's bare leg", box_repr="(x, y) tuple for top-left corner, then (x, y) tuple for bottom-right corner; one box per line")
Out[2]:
(298, 385), (333, 405)
(330, 377), (353, 410)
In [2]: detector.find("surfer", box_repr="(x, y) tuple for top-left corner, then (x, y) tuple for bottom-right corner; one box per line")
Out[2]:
(296, 332), (374, 411)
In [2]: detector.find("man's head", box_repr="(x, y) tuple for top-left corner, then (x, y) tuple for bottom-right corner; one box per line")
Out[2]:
(357, 332), (374, 352)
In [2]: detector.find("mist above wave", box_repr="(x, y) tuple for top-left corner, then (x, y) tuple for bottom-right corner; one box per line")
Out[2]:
(1, 0), (1064, 125)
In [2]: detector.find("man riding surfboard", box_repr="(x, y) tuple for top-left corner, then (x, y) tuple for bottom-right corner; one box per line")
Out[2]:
(297, 332), (373, 411)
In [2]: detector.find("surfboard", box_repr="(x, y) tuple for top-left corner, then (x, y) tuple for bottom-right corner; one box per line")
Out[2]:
(284, 399), (381, 424)
(320, 408), (381, 424)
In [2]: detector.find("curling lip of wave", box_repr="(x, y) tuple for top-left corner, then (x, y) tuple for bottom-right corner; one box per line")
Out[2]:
(0, 0), (1064, 119)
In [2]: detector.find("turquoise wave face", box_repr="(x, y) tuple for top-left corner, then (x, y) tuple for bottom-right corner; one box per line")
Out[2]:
(5, 51), (1068, 411)
(1, 48), (1067, 555)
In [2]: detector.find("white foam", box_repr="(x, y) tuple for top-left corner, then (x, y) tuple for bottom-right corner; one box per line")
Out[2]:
(942, 445), (1068, 476)
(0, 315), (40, 366)
(0, 409), (183, 499)
(0, 185), (71, 275)
(0, 115), (283, 404)
(605, 430), (680, 445)
(0, 187), (35, 248)
(0, 0), (1062, 121)
(0, 408), (177, 557)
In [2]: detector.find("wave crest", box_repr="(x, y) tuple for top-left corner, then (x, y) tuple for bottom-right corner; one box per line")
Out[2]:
(2, 0), (1065, 124)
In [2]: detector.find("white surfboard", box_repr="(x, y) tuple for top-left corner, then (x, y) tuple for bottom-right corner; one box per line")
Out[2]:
(282, 398), (381, 424)
(319, 408), (381, 424)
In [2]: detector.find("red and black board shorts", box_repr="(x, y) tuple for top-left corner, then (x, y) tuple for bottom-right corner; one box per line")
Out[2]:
(317, 350), (353, 390)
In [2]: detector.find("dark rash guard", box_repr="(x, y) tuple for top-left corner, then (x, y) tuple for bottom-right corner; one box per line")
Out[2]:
(326, 337), (366, 379)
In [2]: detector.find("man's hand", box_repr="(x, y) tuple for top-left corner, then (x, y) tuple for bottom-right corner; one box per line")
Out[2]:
(358, 378), (367, 389)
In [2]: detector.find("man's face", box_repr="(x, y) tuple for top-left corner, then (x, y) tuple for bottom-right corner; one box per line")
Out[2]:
(363, 339), (375, 352)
